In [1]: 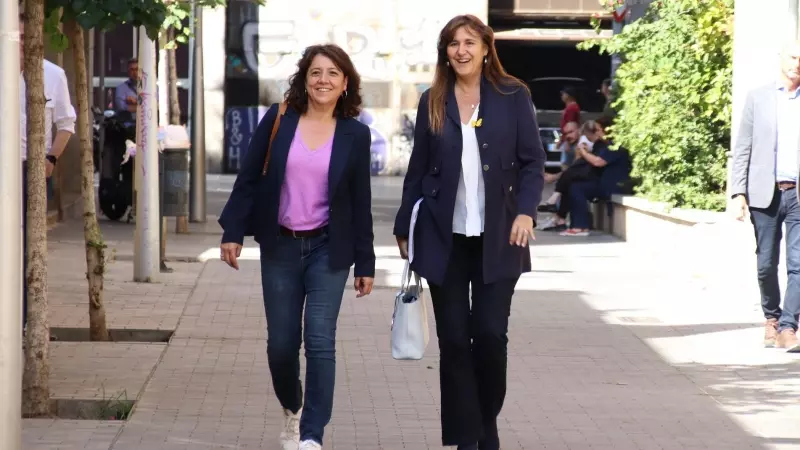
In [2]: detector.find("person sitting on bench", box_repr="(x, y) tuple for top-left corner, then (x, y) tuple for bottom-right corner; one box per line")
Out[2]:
(538, 121), (603, 231)
(560, 121), (631, 237)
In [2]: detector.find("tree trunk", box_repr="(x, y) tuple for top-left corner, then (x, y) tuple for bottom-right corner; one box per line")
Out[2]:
(167, 27), (181, 125)
(167, 27), (189, 234)
(66, 20), (110, 342)
(22, 0), (51, 418)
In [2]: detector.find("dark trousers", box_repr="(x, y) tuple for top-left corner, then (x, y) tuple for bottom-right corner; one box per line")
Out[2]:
(259, 231), (349, 445)
(749, 187), (800, 331)
(555, 162), (595, 220)
(568, 180), (604, 229)
(428, 234), (518, 449)
(23, 164), (28, 328)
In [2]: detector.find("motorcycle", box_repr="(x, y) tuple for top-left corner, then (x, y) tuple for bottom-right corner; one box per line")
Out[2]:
(94, 107), (136, 222)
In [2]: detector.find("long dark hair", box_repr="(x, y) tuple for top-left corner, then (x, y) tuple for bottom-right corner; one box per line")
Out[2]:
(284, 44), (363, 119)
(428, 15), (529, 134)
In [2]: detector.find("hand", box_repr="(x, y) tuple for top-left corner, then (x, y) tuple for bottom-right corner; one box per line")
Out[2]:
(396, 236), (409, 260)
(733, 195), (748, 221)
(354, 277), (374, 298)
(45, 160), (54, 178)
(510, 214), (535, 247)
(220, 242), (243, 270)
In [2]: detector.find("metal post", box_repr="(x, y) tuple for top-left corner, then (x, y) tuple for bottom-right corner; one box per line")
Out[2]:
(0, 0), (23, 446)
(98, 30), (106, 176)
(187, 1), (195, 134)
(157, 33), (168, 127)
(134, 27), (161, 282)
(189, 5), (206, 223)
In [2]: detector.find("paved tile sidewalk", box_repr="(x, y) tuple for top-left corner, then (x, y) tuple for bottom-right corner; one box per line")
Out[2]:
(21, 178), (797, 449)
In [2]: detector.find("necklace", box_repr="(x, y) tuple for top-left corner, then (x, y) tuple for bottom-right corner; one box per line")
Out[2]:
(455, 86), (479, 110)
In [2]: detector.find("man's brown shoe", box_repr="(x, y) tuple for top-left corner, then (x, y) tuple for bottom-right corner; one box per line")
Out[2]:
(764, 319), (779, 347)
(776, 329), (800, 353)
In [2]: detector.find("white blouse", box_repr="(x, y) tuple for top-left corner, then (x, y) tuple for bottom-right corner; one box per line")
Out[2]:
(452, 105), (485, 237)
(19, 60), (76, 160)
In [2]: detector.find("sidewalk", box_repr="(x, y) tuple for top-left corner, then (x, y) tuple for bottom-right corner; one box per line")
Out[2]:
(22, 177), (800, 449)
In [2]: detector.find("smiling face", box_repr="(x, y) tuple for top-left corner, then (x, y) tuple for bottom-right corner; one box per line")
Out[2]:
(446, 26), (487, 81)
(305, 54), (348, 109)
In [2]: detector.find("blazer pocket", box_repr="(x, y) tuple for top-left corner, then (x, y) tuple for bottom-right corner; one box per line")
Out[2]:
(500, 153), (517, 171)
(421, 175), (440, 198)
(499, 154), (518, 214)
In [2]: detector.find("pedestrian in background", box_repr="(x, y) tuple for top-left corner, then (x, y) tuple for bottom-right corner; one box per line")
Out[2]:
(19, 11), (76, 330)
(731, 40), (800, 352)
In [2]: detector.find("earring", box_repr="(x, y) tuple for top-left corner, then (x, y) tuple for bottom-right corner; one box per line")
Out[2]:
(484, 56), (487, 64)
(342, 90), (348, 99)
(446, 61), (450, 67)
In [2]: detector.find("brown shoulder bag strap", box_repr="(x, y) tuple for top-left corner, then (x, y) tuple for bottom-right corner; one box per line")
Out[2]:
(261, 102), (288, 175)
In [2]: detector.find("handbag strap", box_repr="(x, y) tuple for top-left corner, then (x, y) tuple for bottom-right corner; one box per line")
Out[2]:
(262, 102), (287, 176)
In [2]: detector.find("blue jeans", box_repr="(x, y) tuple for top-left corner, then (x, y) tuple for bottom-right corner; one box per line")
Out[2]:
(259, 231), (349, 445)
(750, 187), (800, 332)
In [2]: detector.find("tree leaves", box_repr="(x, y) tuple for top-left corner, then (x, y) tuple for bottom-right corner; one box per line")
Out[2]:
(580, 0), (733, 211)
(44, 0), (266, 50)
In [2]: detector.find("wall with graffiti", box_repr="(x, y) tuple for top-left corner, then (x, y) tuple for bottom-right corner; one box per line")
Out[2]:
(222, 0), (487, 174)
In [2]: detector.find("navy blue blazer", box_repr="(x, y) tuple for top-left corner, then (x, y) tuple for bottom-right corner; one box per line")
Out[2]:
(393, 78), (546, 286)
(219, 103), (376, 278)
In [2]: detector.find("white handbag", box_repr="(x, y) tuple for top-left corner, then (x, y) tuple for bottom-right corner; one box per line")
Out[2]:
(391, 199), (429, 360)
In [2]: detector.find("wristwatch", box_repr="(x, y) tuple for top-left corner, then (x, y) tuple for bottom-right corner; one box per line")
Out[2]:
(46, 154), (57, 165)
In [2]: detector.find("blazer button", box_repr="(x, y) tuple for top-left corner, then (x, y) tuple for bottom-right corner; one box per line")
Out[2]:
(509, 186), (513, 192)
(432, 188), (437, 195)
(483, 164), (489, 171)
(482, 143), (488, 149)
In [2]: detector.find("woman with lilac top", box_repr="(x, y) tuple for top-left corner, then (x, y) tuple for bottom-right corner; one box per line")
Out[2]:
(218, 44), (375, 450)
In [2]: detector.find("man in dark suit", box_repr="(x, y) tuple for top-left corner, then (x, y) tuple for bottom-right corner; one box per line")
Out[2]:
(731, 40), (800, 352)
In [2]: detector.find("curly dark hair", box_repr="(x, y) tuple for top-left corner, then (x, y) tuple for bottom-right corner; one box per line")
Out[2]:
(284, 44), (363, 119)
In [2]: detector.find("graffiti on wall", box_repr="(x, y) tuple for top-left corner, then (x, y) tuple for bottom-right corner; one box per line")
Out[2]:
(224, 106), (268, 173)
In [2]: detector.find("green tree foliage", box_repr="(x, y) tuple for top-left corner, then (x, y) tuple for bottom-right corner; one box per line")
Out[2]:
(581, 0), (733, 211)
(43, 0), (264, 50)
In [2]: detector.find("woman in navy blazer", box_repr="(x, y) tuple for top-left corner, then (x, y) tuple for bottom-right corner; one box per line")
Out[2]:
(394, 15), (545, 450)
(218, 44), (375, 450)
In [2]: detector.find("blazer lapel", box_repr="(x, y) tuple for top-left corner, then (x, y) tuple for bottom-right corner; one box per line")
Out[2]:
(475, 76), (490, 156)
(269, 108), (300, 191)
(445, 86), (462, 128)
(328, 119), (353, 203)
(767, 86), (778, 150)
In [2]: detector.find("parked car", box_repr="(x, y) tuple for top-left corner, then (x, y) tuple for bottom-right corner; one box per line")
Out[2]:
(539, 126), (563, 171)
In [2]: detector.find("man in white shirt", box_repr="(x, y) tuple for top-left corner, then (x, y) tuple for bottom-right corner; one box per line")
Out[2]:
(19, 12), (77, 327)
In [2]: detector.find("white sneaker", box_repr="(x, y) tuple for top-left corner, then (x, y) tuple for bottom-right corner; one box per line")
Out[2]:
(279, 408), (301, 450)
(299, 440), (322, 450)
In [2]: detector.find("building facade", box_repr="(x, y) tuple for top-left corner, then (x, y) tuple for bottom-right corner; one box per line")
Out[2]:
(211, 0), (488, 175)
